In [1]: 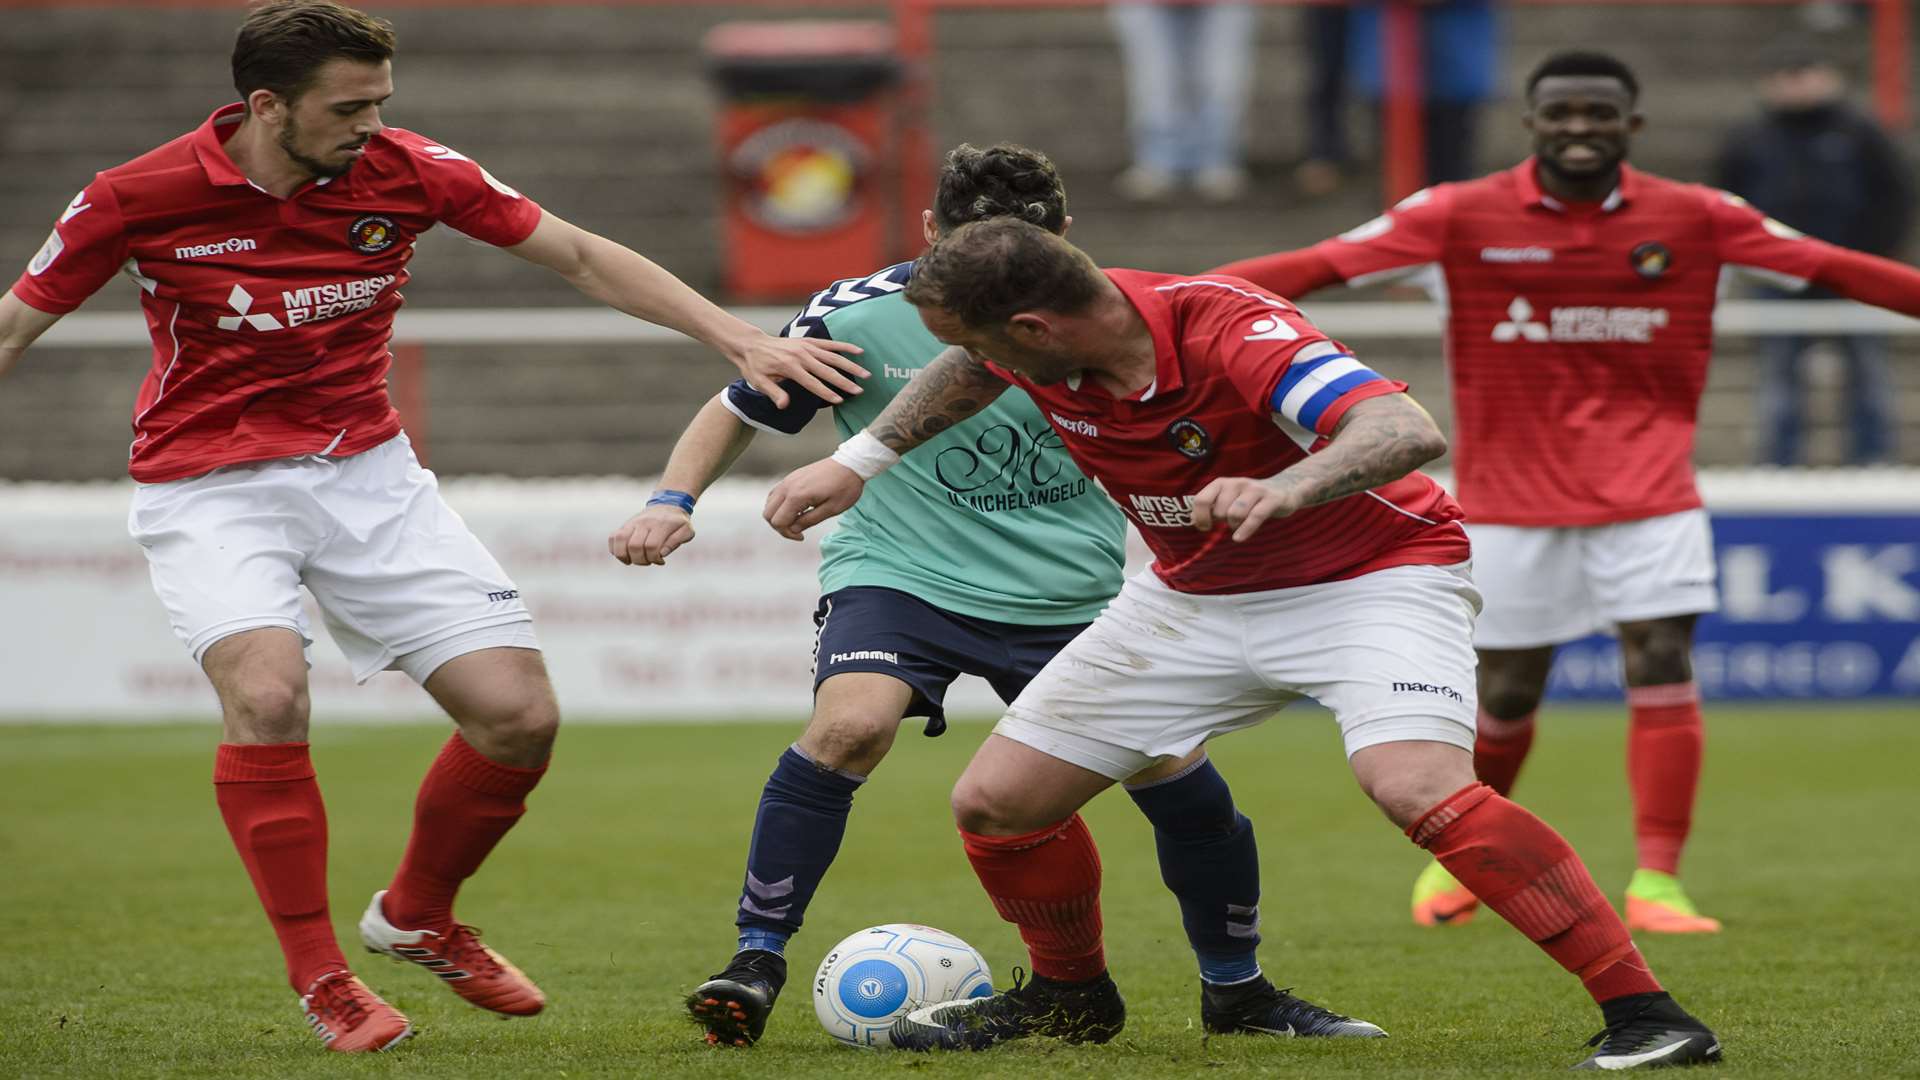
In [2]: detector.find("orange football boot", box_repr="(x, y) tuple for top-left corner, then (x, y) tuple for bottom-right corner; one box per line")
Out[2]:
(1625, 870), (1723, 933)
(1411, 859), (1481, 926)
(299, 971), (413, 1052)
(359, 890), (547, 1015)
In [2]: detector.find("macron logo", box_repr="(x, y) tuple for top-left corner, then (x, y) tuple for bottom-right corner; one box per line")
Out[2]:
(1244, 315), (1299, 342)
(1393, 681), (1464, 702)
(1050, 412), (1099, 437)
(175, 237), (258, 260)
(59, 191), (93, 224)
(1480, 246), (1553, 264)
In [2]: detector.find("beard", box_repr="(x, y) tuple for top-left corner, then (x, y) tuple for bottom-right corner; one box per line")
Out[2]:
(279, 117), (358, 180)
(1535, 142), (1626, 185)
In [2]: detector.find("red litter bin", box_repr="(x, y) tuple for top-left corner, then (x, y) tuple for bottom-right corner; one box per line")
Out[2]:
(706, 21), (901, 301)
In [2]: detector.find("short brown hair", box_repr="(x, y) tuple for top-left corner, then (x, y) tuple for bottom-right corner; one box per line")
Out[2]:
(233, 0), (396, 104)
(933, 143), (1068, 235)
(904, 218), (1103, 328)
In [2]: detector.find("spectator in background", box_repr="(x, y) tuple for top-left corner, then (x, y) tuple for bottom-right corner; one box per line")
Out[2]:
(1347, 0), (1500, 186)
(1714, 47), (1912, 465)
(1109, 1), (1256, 202)
(1294, 5), (1351, 197)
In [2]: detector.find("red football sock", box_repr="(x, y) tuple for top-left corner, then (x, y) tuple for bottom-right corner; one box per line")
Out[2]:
(213, 742), (347, 991)
(1626, 682), (1703, 875)
(384, 733), (548, 932)
(1473, 708), (1536, 797)
(960, 814), (1106, 982)
(1410, 783), (1662, 1004)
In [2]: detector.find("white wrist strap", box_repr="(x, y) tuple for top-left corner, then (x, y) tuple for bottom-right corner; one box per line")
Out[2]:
(831, 430), (901, 480)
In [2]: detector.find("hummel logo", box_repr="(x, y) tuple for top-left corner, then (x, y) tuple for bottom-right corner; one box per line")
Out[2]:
(828, 650), (898, 665)
(1491, 297), (1549, 342)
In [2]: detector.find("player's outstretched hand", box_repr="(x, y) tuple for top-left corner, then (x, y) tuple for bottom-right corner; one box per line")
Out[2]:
(1190, 476), (1302, 542)
(608, 505), (695, 566)
(736, 334), (868, 409)
(764, 459), (865, 541)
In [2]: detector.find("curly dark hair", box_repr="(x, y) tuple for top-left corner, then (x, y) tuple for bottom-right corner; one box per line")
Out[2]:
(904, 218), (1101, 328)
(932, 143), (1068, 235)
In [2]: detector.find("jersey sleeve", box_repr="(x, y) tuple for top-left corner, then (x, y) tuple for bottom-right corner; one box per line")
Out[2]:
(1311, 184), (1451, 287)
(9, 179), (129, 315)
(716, 284), (849, 435)
(1707, 189), (1831, 290)
(1199, 283), (1404, 437)
(394, 130), (544, 247)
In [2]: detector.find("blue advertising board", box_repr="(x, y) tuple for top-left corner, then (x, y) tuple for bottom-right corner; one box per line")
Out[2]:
(1546, 513), (1920, 700)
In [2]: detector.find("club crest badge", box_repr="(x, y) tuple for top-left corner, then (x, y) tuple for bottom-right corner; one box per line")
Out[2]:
(1629, 241), (1671, 279)
(349, 215), (399, 254)
(1167, 417), (1211, 460)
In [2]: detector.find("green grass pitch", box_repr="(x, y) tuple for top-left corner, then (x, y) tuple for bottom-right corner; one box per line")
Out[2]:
(2, 705), (1915, 1078)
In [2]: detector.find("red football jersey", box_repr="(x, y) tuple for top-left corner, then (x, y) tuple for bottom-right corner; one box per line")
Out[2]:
(10, 103), (543, 482)
(985, 270), (1469, 595)
(1313, 160), (1833, 527)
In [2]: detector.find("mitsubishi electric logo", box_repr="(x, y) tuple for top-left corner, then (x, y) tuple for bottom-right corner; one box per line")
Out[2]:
(217, 284), (284, 331)
(1492, 296), (1669, 344)
(1491, 297), (1549, 342)
(215, 274), (397, 332)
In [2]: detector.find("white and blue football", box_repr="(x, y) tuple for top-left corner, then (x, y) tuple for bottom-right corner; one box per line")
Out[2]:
(812, 923), (993, 1047)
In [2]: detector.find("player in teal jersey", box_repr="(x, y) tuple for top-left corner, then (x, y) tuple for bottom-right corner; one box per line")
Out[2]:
(610, 145), (1382, 1049)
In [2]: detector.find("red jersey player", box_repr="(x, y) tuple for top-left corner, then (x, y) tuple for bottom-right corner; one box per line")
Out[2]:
(0, 0), (863, 1054)
(1214, 49), (1920, 935)
(764, 218), (1723, 1070)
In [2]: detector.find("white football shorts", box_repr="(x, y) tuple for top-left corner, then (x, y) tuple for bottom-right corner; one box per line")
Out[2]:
(994, 563), (1482, 781)
(128, 434), (535, 683)
(1469, 508), (1719, 650)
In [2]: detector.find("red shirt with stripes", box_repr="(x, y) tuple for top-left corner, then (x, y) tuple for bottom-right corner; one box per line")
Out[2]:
(10, 103), (543, 482)
(984, 270), (1468, 595)
(1312, 160), (1830, 527)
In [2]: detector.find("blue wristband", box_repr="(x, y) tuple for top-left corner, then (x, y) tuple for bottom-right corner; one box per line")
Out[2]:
(646, 489), (696, 514)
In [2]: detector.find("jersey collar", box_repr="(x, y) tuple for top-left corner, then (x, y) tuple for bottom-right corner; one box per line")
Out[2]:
(191, 101), (344, 198)
(1091, 269), (1183, 402)
(1514, 157), (1636, 213)
(191, 103), (254, 187)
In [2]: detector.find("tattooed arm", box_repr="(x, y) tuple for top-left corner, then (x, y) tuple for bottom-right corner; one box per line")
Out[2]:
(763, 346), (1010, 540)
(1189, 394), (1448, 541)
(868, 345), (1009, 454)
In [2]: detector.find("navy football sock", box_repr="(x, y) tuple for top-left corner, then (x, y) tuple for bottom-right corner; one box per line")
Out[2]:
(1127, 756), (1264, 986)
(734, 745), (866, 957)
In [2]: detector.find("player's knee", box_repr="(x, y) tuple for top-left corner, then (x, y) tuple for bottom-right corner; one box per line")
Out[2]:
(799, 716), (894, 774)
(1622, 638), (1691, 687)
(1478, 674), (1544, 721)
(950, 773), (1028, 835)
(1359, 768), (1468, 830)
(498, 694), (560, 758)
(220, 678), (310, 741)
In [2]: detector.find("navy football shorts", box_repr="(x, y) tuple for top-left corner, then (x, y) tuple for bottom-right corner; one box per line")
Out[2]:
(811, 586), (1093, 737)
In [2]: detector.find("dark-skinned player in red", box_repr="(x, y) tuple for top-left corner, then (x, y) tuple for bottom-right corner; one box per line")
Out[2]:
(1215, 50), (1920, 934)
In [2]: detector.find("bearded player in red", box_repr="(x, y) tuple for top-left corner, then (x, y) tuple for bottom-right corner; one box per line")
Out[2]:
(0, 0), (862, 1053)
(1216, 50), (1920, 933)
(766, 218), (1724, 1069)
